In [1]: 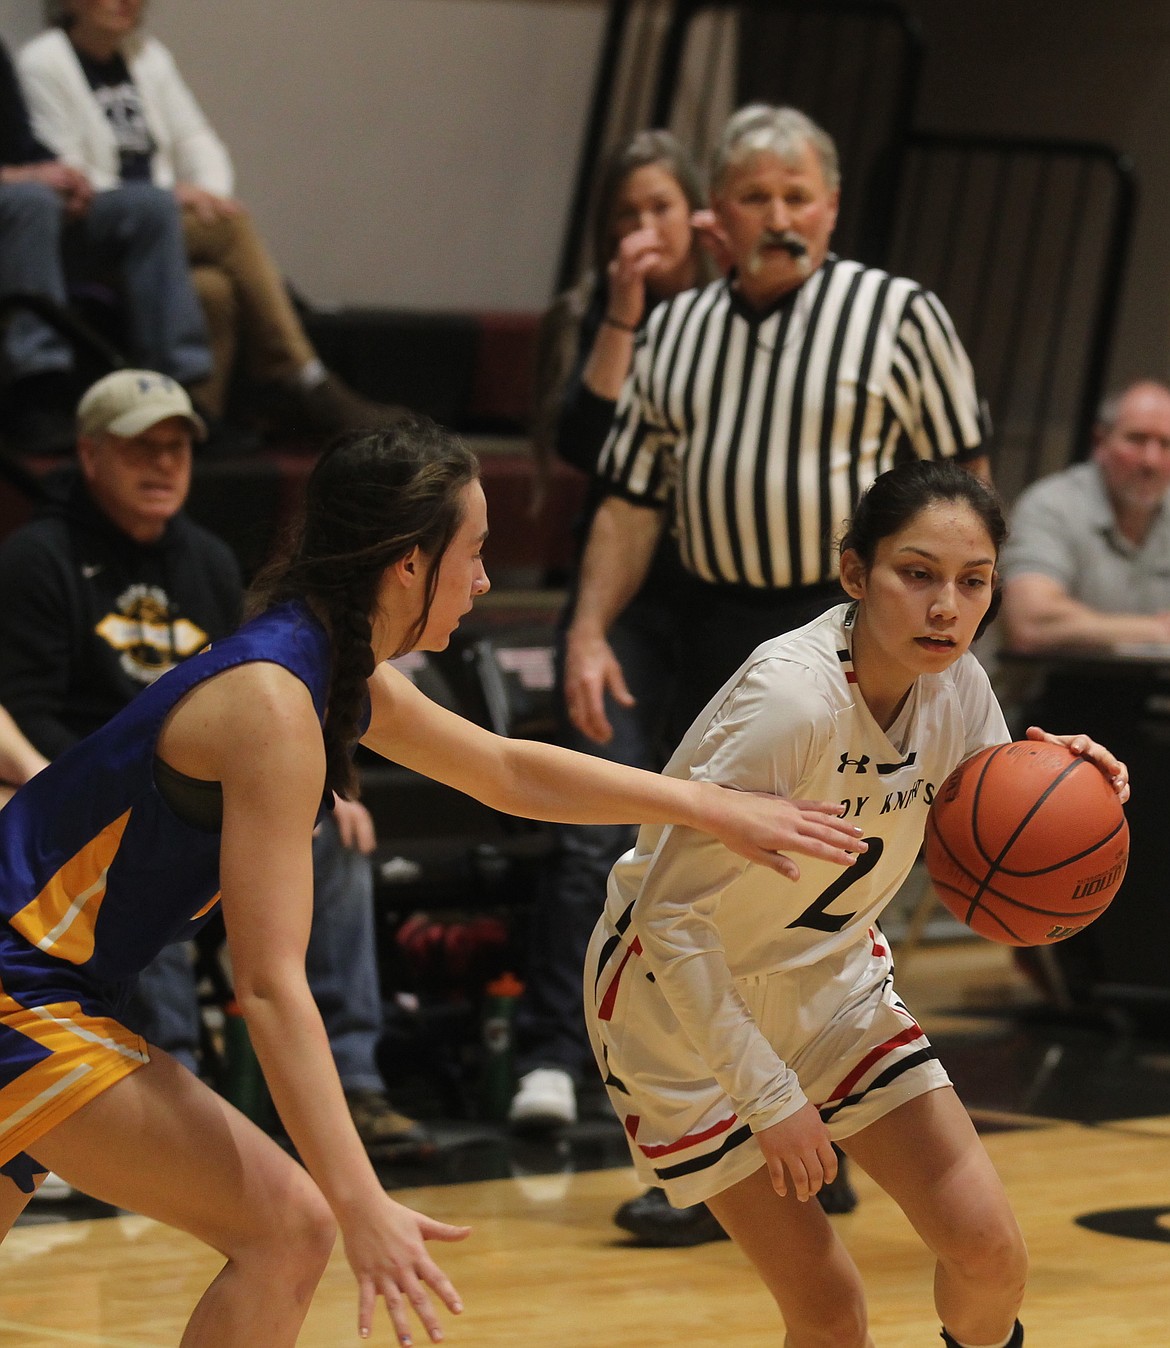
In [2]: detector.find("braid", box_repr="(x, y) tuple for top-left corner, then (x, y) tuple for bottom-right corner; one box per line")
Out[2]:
(249, 416), (480, 799)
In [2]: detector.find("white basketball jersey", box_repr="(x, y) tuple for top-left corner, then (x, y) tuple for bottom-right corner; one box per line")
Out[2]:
(599, 603), (1008, 1112)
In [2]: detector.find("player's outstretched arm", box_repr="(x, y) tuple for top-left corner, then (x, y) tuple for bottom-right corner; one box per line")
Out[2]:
(1024, 725), (1129, 803)
(364, 664), (866, 878)
(174, 663), (469, 1343)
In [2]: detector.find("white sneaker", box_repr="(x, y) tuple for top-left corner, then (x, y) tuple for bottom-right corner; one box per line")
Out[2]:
(32, 1171), (75, 1201)
(508, 1068), (577, 1128)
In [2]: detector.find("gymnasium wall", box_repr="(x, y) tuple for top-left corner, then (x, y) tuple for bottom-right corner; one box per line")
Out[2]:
(2, 0), (1170, 389)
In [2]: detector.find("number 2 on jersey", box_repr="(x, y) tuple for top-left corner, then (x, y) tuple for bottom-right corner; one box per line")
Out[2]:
(786, 837), (884, 933)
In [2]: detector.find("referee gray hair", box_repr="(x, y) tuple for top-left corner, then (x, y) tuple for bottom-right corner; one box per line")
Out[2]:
(712, 104), (840, 193)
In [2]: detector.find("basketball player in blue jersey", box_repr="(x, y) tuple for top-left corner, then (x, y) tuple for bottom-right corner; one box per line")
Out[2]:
(0, 416), (866, 1348)
(586, 460), (1128, 1348)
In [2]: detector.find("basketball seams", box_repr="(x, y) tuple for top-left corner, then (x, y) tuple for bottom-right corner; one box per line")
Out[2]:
(927, 814), (1117, 918)
(986, 815), (1128, 876)
(973, 753), (1083, 870)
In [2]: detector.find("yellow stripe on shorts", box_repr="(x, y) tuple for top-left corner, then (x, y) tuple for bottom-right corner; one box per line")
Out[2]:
(0, 986), (148, 1163)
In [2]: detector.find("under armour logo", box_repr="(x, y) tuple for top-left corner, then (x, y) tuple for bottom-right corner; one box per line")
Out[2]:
(837, 753), (870, 774)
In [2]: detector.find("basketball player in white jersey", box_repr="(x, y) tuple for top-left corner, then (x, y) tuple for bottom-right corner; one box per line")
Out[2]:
(586, 459), (1128, 1348)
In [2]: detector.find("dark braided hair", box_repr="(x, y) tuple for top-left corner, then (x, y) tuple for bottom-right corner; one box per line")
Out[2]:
(249, 416), (480, 799)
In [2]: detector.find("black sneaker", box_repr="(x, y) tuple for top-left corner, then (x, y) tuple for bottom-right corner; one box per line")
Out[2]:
(820, 1145), (859, 1213)
(613, 1187), (729, 1247)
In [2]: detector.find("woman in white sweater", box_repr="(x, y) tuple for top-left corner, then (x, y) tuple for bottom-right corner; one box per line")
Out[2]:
(20, 1), (395, 434)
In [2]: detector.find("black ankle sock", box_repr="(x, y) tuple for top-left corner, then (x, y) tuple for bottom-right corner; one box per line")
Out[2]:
(940, 1322), (1023, 1348)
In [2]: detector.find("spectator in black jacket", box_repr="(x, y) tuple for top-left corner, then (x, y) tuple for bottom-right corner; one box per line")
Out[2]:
(0, 39), (209, 453)
(0, 369), (430, 1187)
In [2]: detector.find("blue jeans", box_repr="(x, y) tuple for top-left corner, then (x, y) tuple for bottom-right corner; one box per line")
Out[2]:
(514, 585), (682, 1084)
(128, 813), (384, 1090)
(0, 180), (210, 383)
(303, 811), (384, 1092)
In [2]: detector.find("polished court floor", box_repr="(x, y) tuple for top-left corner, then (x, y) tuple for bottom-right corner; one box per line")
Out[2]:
(3, 941), (1170, 1346)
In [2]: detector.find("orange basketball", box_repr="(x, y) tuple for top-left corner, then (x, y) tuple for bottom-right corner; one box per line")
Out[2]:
(924, 740), (1129, 946)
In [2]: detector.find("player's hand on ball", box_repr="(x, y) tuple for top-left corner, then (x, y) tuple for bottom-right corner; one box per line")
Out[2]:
(756, 1101), (837, 1202)
(344, 1195), (469, 1344)
(1025, 725), (1130, 803)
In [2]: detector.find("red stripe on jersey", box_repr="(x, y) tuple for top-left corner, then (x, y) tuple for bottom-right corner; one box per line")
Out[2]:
(844, 671), (858, 683)
(597, 935), (643, 1021)
(624, 1114), (640, 1140)
(820, 1023), (925, 1105)
(636, 1111), (740, 1159)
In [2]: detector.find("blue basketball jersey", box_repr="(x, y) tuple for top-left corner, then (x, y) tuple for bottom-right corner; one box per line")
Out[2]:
(0, 600), (331, 995)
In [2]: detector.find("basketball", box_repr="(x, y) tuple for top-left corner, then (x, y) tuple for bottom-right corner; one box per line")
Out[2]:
(924, 740), (1129, 946)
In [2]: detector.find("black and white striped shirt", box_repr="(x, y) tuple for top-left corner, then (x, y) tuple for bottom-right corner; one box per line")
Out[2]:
(598, 256), (988, 589)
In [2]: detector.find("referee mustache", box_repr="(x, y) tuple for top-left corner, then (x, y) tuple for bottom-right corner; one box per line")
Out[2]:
(747, 230), (812, 277)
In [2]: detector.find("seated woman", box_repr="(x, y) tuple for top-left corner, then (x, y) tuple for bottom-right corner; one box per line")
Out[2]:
(18, 0), (398, 436)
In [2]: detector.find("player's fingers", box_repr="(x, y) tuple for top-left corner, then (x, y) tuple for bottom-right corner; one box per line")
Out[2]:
(397, 1269), (446, 1345)
(819, 1138), (839, 1184)
(379, 1277), (416, 1346)
(797, 1156), (818, 1202)
(801, 822), (866, 853)
(417, 1218), (472, 1245)
(358, 1277), (376, 1341)
(779, 831), (860, 869)
(766, 1157), (789, 1198)
(790, 799), (848, 816)
(753, 849), (801, 880)
(410, 1244), (466, 1317)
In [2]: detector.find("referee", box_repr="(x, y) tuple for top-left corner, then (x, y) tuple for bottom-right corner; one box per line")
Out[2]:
(566, 102), (991, 748)
(566, 103), (991, 1245)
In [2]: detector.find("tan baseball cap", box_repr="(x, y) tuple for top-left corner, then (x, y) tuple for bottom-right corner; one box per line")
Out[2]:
(77, 370), (208, 442)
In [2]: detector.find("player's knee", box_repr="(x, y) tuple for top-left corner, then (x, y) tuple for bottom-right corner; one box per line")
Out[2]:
(787, 1297), (868, 1348)
(943, 1212), (1028, 1294)
(278, 1184), (337, 1284)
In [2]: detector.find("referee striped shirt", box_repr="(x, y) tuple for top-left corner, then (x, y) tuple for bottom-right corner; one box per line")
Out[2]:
(598, 256), (988, 589)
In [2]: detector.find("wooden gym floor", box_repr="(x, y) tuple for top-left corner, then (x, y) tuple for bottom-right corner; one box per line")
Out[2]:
(3, 940), (1169, 1346)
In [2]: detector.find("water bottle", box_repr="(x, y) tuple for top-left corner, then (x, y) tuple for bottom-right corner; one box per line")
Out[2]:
(479, 971), (523, 1120)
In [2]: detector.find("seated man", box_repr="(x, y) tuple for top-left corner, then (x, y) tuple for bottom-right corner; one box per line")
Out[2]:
(0, 37), (210, 453)
(999, 379), (1170, 652)
(19, 5), (399, 435)
(0, 370), (429, 1184)
(999, 379), (1170, 1006)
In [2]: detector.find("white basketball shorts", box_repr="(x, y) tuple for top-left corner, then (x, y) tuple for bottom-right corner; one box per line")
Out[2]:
(584, 922), (951, 1208)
